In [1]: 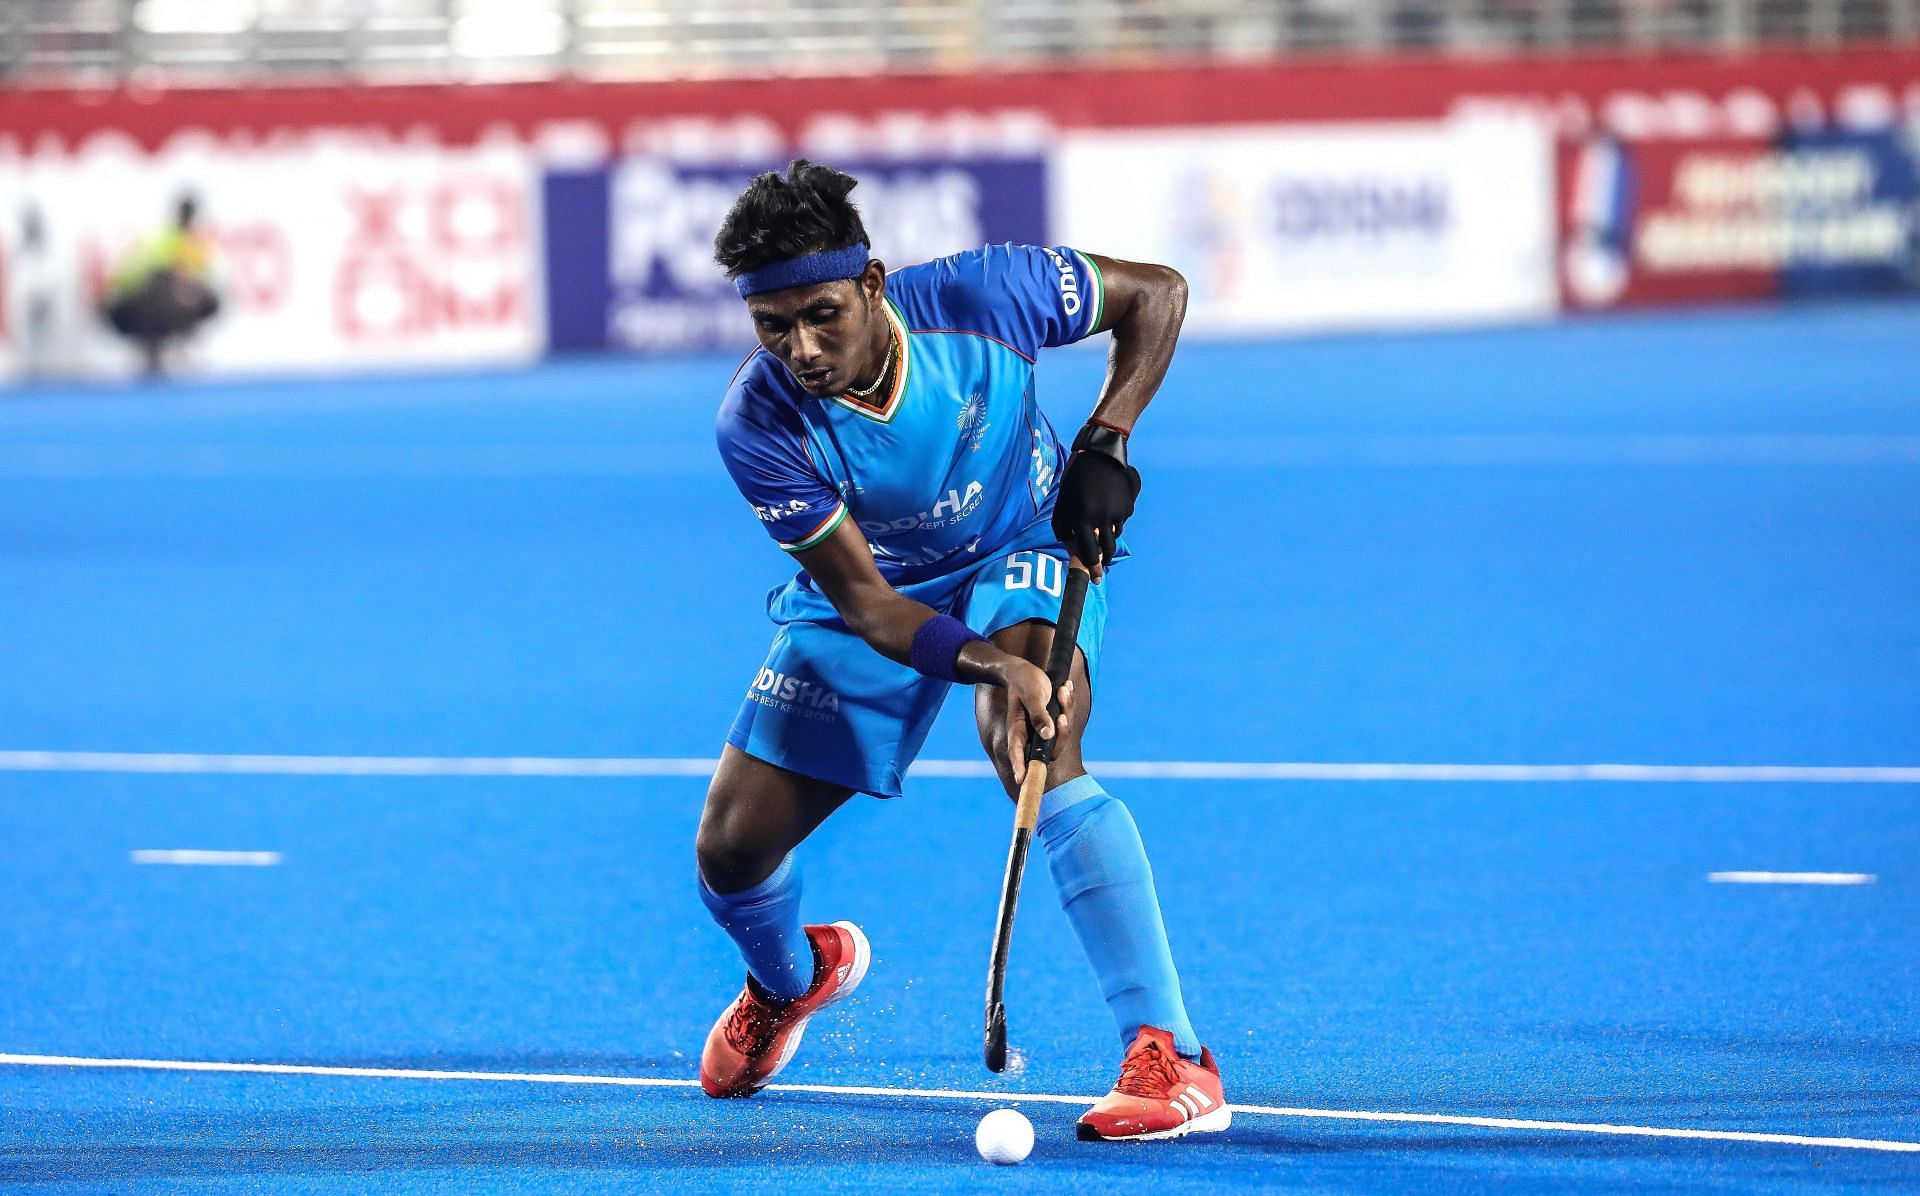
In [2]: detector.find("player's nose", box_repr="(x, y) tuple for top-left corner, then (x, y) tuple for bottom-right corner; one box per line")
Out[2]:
(788, 324), (822, 364)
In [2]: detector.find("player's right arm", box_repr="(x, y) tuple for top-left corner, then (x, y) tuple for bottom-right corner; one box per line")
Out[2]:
(795, 518), (1066, 776)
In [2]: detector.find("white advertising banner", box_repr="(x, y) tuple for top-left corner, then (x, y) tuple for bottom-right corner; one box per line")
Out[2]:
(1051, 115), (1558, 335)
(0, 138), (542, 381)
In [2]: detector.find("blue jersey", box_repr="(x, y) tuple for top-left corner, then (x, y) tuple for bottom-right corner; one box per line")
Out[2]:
(716, 244), (1105, 593)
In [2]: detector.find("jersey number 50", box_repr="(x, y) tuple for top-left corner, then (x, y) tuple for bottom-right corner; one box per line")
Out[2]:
(1003, 551), (1065, 597)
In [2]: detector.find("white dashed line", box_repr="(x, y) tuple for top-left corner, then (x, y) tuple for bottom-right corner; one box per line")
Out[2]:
(1708, 871), (1876, 886)
(130, 850), (282, 867)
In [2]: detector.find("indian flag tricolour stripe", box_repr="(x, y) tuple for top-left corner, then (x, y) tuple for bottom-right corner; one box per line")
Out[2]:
(779, 504), (847, 553)
(1073, 249), (1106, 336)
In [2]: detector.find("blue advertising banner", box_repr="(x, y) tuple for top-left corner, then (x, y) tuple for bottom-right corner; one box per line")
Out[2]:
(1557, 121), (1920, 309)
(544, 156), (1047, 355)
(1776, 126), (1920, 298)
(543, 168), (614, 354)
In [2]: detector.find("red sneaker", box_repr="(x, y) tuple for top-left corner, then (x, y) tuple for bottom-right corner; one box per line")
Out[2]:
(698, 920), (871, 1098)
(1076, 1026), (1231, 1142)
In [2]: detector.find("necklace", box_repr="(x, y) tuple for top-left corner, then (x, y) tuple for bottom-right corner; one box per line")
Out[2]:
(845, 331), (896, 399)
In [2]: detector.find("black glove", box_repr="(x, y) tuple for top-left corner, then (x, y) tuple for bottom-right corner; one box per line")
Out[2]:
(1051, 422), (1141, 571)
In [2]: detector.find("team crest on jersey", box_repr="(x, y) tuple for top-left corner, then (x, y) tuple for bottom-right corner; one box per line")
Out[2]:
(957, 392), (991, 451)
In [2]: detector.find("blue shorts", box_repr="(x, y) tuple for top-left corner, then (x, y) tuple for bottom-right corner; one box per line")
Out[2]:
(726, 538), (1109, 799)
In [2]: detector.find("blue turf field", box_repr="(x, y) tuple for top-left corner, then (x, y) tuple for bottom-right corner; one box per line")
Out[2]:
(2, 303), (1918, 1192)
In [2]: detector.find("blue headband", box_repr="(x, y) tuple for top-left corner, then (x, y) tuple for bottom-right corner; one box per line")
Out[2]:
(735, 243), (870, 298)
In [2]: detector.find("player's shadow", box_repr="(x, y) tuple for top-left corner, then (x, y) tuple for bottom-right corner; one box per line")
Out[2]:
(0, 1138), (946, 1185)
(1550, 1022), (1916, 1063)
(1570, 1087), (1920, 1116)
(0, 1058), (992, 1184)
(0, 1098), (955, 1185)
(1220, 1123), (1878, 1161)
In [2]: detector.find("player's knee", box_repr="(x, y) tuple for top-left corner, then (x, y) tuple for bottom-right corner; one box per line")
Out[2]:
(696, 831), (772, 895)
(694, 805), (781, 894)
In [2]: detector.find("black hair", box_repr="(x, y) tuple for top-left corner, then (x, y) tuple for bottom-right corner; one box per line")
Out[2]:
(713, 159), (870, 279)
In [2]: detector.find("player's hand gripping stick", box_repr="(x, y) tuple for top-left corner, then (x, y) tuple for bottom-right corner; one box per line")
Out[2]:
(984, 562), (1091, 1073)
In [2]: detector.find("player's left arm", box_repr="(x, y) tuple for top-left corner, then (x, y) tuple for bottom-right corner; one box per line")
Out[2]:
(1082, 254), (1188, 432)
(1053, 254), (1188, 579)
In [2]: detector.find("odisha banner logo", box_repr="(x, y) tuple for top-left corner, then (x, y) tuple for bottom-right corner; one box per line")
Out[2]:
(1267, 175), (1450, 241)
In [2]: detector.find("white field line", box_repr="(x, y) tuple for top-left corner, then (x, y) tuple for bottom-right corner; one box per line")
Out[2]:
(2, 750), (1919, 784)
(0, 751), (718, 778)
(129, 849), (281, 867)
(1709, 871), (1877, 885)
(0, 1053), (1914, 1154)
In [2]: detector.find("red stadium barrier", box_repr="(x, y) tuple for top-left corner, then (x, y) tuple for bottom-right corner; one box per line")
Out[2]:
(4, 47), (1919, 149)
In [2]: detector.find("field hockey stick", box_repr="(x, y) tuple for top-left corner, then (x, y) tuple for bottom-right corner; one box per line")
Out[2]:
(984, 560), (1091, 1073)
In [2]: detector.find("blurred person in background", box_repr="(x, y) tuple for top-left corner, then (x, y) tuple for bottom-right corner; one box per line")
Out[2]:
(8, 202), (59, 377)
(102, 193), (220, 377)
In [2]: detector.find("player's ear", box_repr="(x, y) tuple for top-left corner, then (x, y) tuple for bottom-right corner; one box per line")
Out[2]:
(860, 260), (886, 310)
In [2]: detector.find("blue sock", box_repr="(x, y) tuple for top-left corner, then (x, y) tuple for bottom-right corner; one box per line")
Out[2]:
(1037, 774), (1201, 1058)
(698, 853), (814, 1002)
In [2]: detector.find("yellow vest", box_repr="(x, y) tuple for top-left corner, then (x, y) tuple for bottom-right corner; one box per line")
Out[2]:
(110, 228), (213, 298)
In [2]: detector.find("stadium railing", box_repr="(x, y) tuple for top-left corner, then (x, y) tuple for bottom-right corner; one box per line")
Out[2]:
(2, 0), (1916, 88)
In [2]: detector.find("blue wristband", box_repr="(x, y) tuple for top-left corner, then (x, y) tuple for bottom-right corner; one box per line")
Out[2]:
(910, 614), (987, 682)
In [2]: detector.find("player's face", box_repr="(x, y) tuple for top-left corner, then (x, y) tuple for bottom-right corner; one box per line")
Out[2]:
(745, 265), (888, 397)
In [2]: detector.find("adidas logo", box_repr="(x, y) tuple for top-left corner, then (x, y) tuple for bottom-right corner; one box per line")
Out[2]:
(1171, 1084), (1214, 1120)
(835, 964), (851, 985)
